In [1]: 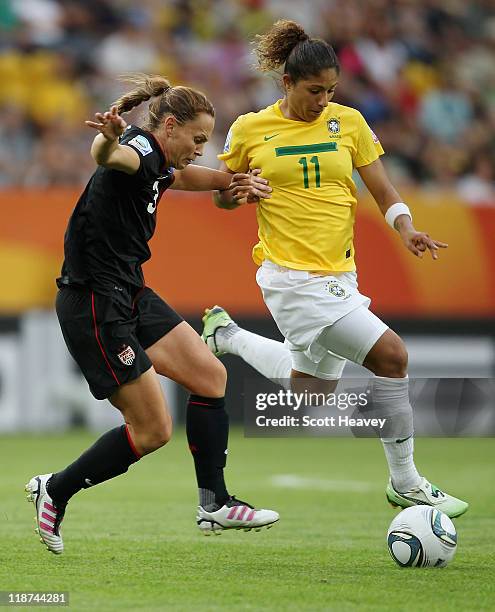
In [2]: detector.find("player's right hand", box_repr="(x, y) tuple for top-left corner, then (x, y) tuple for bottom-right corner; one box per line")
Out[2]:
(85, 105), (127, 141)
(399, 228), (448, 260)
(229, 169), (272, 204)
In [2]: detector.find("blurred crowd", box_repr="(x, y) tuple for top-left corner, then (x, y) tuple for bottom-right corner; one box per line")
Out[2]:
(1, 0), (494, 203)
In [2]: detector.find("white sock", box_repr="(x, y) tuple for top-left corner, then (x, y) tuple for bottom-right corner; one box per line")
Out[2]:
(381, 436), (421, 492)
(217, 326), (292, 386)
(373, 375), (421, 492)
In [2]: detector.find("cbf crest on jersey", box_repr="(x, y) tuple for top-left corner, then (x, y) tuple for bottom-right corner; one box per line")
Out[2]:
(327, 118), (340, 135)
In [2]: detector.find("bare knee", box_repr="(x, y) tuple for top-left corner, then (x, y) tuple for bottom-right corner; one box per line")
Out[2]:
(189, 357), (227, 397)
(364, 333), (408, 378)
(132, 418), (173, 456)
(382, 344), (408, 377)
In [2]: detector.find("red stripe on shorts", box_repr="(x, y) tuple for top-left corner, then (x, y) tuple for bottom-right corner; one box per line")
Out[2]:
(91, 291), (121, 386)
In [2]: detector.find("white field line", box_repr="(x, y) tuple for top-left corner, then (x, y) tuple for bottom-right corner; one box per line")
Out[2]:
(270, 474), (377, 493)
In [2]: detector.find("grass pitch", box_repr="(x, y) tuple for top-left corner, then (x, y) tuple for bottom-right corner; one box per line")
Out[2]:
(1, 431), (493, 611)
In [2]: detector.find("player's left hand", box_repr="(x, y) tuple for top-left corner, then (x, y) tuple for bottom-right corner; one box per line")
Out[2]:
(229, 169), (272, 204)
(85, 105), (127, 141)
(399, 228), (448, 260)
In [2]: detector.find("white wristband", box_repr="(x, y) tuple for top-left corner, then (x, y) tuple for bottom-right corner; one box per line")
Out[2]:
(385, 202), (412, 229)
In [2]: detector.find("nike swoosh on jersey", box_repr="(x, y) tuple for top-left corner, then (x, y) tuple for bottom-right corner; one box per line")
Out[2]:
(264, 134), (280, 141)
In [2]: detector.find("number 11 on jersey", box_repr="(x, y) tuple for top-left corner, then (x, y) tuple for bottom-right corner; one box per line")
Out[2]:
(298, 155), (321, 189)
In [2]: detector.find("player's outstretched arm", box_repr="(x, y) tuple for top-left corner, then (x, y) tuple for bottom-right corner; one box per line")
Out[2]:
(85, 105), (140, 174)
(358, 158), (448, 260)
(172, 165), (271, 207)
(212, 163), (272, 210)
(171, 165), (233, 191)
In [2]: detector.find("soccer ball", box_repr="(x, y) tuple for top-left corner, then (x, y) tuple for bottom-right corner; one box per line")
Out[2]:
(387, 506), (457, 568)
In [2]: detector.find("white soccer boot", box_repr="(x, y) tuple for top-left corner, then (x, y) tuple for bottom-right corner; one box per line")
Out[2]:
(25, 474), (66, 554)
(197, 495), (279, 535)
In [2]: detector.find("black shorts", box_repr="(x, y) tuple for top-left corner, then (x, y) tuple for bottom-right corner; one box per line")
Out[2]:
(56, 286), (183, 400)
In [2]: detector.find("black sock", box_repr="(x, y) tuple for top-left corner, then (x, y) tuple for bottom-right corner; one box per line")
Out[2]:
(186, 395), (229, 507)
(47, 425), (141, 504)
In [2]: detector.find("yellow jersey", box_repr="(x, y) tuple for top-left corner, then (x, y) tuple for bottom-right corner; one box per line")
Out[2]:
(218, 100), (384, 272)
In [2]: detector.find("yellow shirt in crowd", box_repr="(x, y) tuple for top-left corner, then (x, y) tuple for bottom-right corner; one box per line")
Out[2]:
(218, 100), (384, 273)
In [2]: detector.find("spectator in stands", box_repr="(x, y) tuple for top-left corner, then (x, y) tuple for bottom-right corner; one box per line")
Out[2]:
(0, 104), (34, 186)
(456, 150), (495, 205)
(418, 67), (473, 145)
(0, 0), (493, 196)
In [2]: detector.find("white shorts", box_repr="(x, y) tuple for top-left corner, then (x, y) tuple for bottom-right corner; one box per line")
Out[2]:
(256, 260), (388, 379)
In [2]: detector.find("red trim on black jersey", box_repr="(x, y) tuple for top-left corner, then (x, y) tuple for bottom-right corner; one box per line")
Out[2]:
(91, 291), (121, 386)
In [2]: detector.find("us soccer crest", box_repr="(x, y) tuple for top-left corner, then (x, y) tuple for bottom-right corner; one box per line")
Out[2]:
(325, 281), (348, 299)
(327, 118), (340, 135)
(117, 345), (135, 366)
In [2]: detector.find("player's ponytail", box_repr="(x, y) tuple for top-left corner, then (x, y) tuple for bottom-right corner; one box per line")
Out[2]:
(254, 20), (339, 83)
(113, 74), (172, 114)
(254, 20), (308, 71)
(112, 73), (214, 131)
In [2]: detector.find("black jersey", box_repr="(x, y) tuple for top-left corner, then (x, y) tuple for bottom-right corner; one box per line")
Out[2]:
(58, 126), (174, 305)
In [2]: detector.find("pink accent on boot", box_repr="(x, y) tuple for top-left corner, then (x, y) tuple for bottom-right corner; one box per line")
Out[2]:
(227, 506), (238, 520)
(237, 506), (248, 521)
